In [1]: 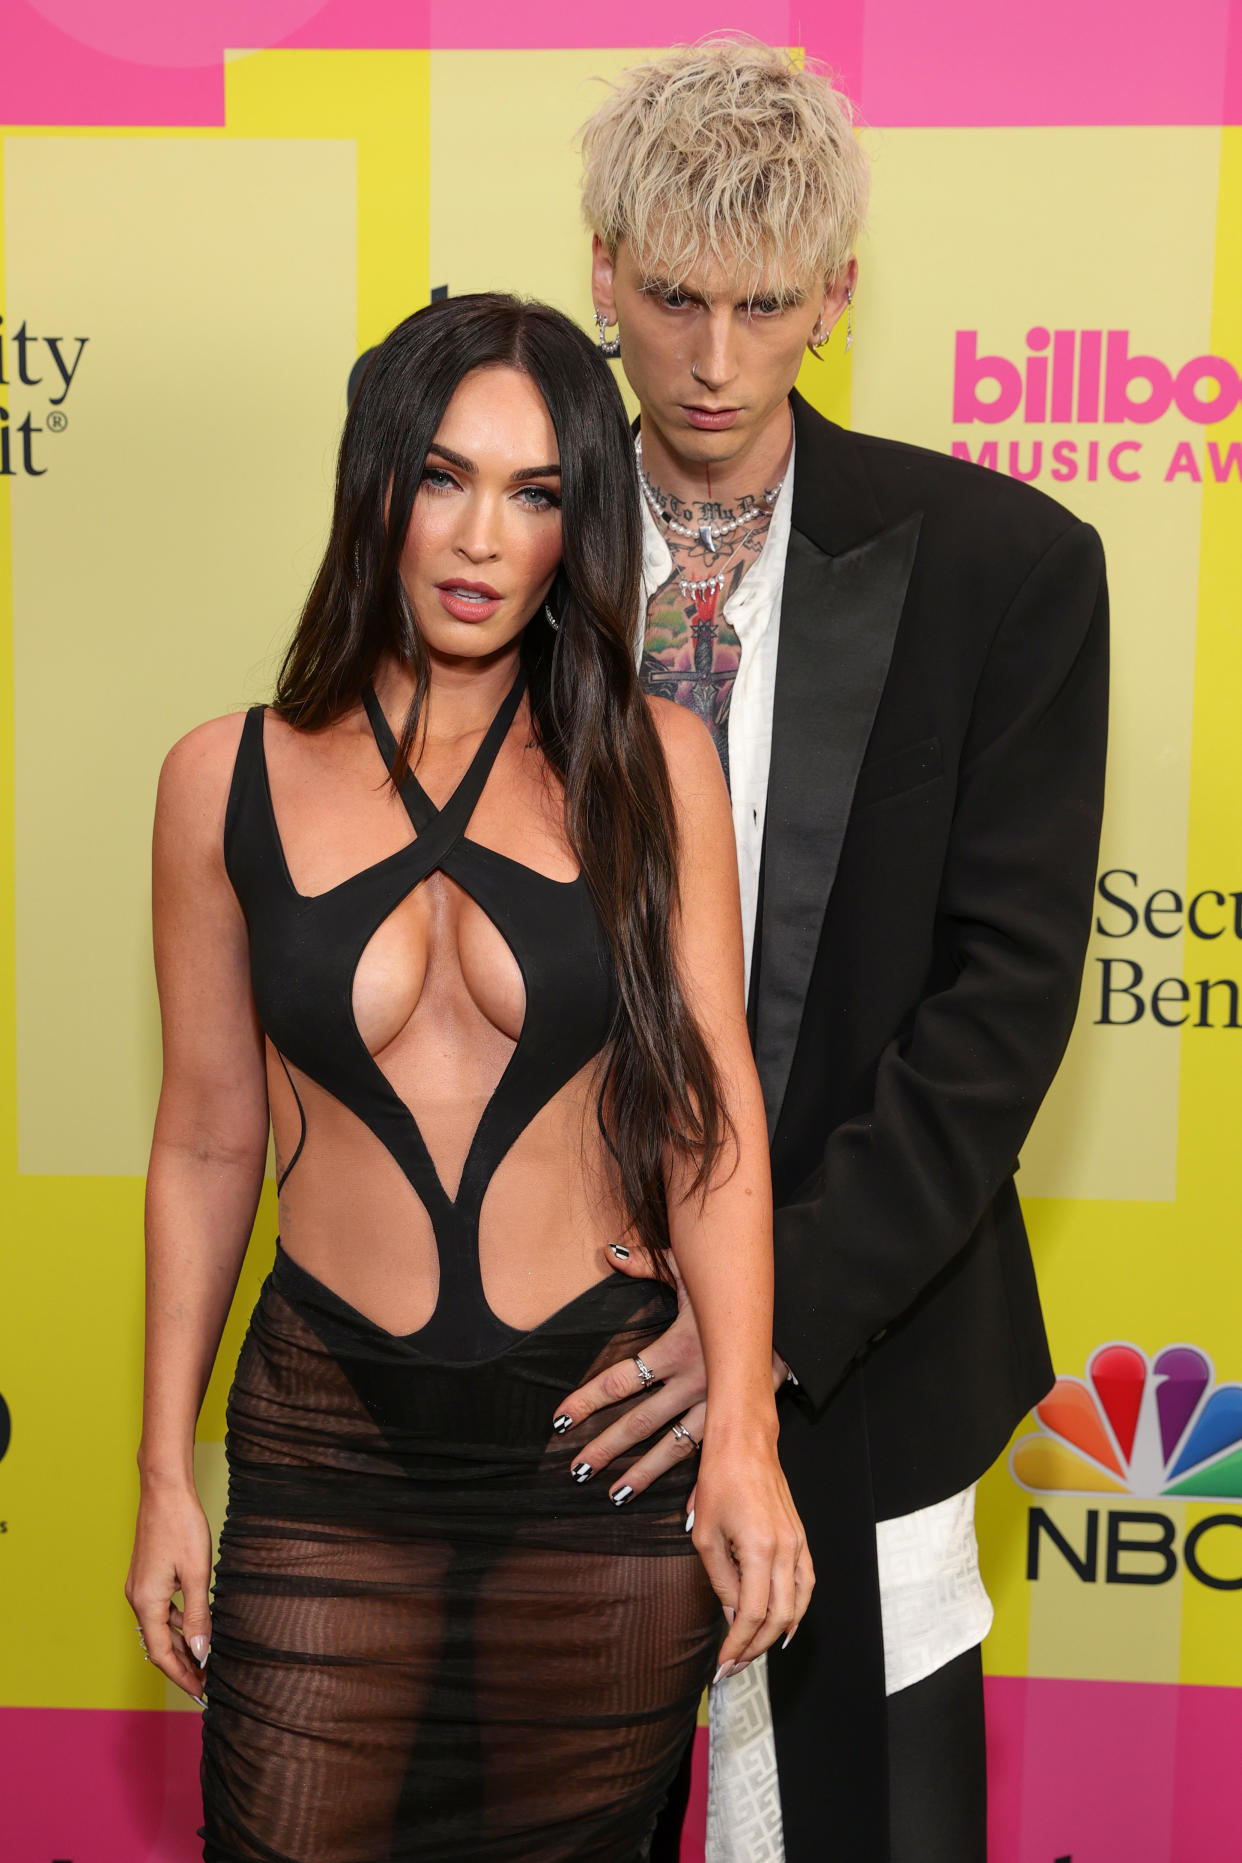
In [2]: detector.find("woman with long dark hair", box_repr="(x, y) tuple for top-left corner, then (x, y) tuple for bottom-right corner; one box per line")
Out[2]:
(125, 293), (812, 1861)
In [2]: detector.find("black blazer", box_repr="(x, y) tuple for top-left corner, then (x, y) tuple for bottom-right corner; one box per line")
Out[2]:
(745, 394), (1107, 1858)
(757, 392), (1109, 1517)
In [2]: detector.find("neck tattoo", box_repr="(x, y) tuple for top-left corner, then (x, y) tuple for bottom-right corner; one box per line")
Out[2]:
(635, 434), (784, 556)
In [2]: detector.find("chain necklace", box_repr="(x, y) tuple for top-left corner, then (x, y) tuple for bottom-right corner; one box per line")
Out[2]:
(635, 434), (784, 555)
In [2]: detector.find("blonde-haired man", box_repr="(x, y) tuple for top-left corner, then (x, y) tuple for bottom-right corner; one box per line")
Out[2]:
(556, 38), (1108, 1862)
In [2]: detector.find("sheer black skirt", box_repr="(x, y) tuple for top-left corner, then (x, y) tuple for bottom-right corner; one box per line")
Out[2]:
(200, 1248), (720, 1862)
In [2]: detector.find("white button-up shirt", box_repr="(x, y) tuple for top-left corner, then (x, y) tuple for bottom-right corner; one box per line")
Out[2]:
(639, 438), (991, 1855)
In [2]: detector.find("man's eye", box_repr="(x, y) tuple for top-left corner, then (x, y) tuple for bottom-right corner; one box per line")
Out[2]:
(640, 285), (689, 309)
(749, 300), (783, 316)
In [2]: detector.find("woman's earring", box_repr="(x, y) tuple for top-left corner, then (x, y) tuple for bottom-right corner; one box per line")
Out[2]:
(845, 287), (855, 354)
(807, 319), (830, 360)
(594, 309), (621, 359)
(544, 602), (560, 631)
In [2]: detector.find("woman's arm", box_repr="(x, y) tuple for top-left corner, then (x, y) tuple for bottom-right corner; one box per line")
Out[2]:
(125, 715), (270, 1698)
(651, 697), (813, 1673)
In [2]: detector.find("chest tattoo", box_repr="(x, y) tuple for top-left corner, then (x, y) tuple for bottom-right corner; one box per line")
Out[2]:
(639, 462), (777, 788)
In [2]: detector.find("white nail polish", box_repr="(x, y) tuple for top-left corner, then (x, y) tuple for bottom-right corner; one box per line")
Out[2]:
(712, 1664), (728, 1685)
(189, 1635), (210, 1664)
(684, 1509), (695, 1533)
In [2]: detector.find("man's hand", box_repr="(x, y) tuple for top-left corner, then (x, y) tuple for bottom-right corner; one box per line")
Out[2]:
(553, 1249), (788, 1507)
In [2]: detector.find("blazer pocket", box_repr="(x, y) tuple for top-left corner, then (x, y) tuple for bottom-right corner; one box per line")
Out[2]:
(852, 736), (943, 811)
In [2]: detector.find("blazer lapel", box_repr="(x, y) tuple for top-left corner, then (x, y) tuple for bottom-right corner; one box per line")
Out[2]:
(755, 400), (922, 1139)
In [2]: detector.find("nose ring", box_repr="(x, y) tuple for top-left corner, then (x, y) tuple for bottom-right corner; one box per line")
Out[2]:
(690, 361), (701, 383)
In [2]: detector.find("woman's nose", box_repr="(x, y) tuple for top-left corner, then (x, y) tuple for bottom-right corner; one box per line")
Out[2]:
(454, 494), (502, 561)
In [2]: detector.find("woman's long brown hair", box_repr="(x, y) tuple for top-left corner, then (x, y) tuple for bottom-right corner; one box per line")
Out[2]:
(274, 293), (731, 1258)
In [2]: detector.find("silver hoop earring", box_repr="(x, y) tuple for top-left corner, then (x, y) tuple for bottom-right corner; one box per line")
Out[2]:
(593, 309), (621, 359)
(807, 321), (830, 360)
(845, 287), (855, 353)
(544, 602), (559, 631)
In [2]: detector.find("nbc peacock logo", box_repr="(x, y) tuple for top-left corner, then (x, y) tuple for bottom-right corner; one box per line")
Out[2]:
(1011, 1342), (1242, 1501)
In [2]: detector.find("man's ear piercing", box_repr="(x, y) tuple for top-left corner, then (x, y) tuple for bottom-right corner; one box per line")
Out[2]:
(808, 320), (830, 359)
(594, 309), (621, 359)
(845, 286), (855, 353)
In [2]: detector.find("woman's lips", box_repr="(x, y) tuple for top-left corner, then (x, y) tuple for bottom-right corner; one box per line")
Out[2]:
(435, 582), (503, 623)
(681, 405), (741, 430)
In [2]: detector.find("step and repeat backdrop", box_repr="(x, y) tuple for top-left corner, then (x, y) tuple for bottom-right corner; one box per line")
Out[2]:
(1, 4), (1240, 1860)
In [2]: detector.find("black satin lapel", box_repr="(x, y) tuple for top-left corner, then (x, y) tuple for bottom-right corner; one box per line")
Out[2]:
(756, 512), (923, 1139)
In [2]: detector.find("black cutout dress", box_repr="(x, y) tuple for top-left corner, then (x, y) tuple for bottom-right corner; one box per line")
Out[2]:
(200, 671), (720, 1861)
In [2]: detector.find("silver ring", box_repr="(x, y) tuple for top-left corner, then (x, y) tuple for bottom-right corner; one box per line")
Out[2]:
(633, 1354), (656, 1389)
(670, 1420), (701, 1452)
(690, 361), (701, 383)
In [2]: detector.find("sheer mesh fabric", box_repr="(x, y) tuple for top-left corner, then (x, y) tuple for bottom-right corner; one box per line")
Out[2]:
(204, 1261), (717, 1862)
(208, 672), (720, 1860)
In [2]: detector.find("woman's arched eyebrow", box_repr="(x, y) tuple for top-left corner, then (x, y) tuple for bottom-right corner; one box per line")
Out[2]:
(426, 442), (561, 484)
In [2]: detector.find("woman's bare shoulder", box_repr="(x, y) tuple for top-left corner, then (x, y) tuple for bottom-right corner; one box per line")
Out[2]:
(643, 693), (726, 800)
(155, 709), (254, 842)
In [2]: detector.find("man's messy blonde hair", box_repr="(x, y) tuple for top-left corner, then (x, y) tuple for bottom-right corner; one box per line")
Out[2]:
(580, 37), (868, 298)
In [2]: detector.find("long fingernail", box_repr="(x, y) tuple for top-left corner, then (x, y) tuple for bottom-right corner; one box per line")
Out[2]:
(713, 1664), (734, 1685)
(781, 1627), (798, 1650)
(610, 1244), (631, 1260)
(552, 1414), (573, 1434)
(723, 1606), (735, 1625)
(189, 1635), (210, 1665)
(571, 1461), (593, 1483)
(610, 1485), (634, 1506)
(193, 1695), (208, 1708)
(684, 1509), (695, 1533)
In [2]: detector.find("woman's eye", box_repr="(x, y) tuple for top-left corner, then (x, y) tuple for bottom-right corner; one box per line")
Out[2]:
(518, 485), (561, 511)
(421, 467), (457, 493)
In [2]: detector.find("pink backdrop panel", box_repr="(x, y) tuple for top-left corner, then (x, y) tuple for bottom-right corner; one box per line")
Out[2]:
(0, 1707), (202, 1863)
(0, 0), (226, 125)
(3, 0), (1239, 127)
(984, 1677), (1242, 1863)
(1225, 0), (1242, 122)
(857, 0), (1237, 126)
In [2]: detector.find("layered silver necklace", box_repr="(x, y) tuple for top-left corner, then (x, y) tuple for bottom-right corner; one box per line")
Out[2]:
(635, 434), (784, 567)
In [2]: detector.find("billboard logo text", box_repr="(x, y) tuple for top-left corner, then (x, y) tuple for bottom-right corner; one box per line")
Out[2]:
(954, 329), (1240, 426)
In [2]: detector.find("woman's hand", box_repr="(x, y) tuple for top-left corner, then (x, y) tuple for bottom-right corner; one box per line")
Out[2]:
(553, 1246), (711, 1501)
(125, 1476), (213, 1702)
(692, 1416), (814, 1678)
(553, 1245), (789, 1510)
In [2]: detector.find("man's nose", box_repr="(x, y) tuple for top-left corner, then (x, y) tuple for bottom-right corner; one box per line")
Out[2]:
(691, 311), (739, 392)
